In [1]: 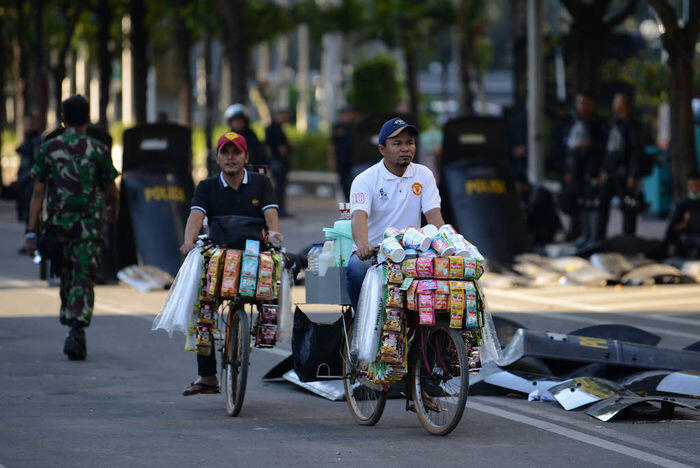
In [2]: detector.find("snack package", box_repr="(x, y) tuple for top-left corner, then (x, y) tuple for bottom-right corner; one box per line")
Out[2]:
(386, 262), (404, 284)
(401, 258), (418, 277)
(241, 253), (259, 278)
(450, 309), (464, 329)
(435, 293), (449, 310)
(436, 280), (450, 295)
(406, 282), (418, 311)
(416, 257), (434, 277)
(449, 281), (466, 329)
(195, 326), (213, 355)
(255, 324), (277, 348)
(419, 249), (438, 258)
(197, 302), (216, 326)
(256, 253), (274, 300)
(464, 258), (485, 280)
(438, 224), (458, 238)
(245, 239), (261, 256)
(434, 257), (450, 278)
(418, 292), (436, 326)
(259, 304), (279, 325)
(465, 282), (479, 327)
(449, 256), (465, 279)
(384, 308), (403, 332)
(220, 249), (242, 297)
(204, 248), (224, 297)
(431, 233), (455, 257)
(380, 331), (400, 361)
(238, 275), (257, 297)
(271, 252), (284, 298)
(386, 285), (404, 308)
(416, 279), (437, 293)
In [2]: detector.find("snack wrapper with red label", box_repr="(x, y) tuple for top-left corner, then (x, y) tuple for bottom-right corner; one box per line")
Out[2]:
(386, 285), (404, 308)
(401, 258), (418, 277)
(255, 324), (277, 348)
(220, 249), (242, 297)
(241, 253), (259, 279)
(406, 282), (418, 311)
(384, 308), (403, 332)
(416, 257), (434, 277)
(272, 252), (284, 298)
(450, 310), (464, 329)
(463, 258), (485, 280)
(435, 293), (449, 310)
(449, 256), (465, 279)
(195, 325), (213, 355)
(238, 275), (257, 297)
(436, 280), (450, 295)
(204, 248), (224, 297)
(256, 253), (274, 300)
(416, 279), (437, 293)
(465, 282), (479, 327)
(434, 257), (450, 278)
(197, 302), (216, 326)
(386, 262), (404, 284)
(418, 292), (436, 325)
(259, 304), (278, 325)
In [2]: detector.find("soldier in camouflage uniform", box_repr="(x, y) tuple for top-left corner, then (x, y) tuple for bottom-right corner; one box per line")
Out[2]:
(24, 95), (119, 360)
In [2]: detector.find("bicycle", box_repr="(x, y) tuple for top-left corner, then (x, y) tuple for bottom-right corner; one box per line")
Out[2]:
(341, 253), (477, 435)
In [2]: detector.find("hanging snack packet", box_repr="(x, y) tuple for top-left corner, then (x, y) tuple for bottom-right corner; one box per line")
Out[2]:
(418, 292), (436, 326)
(434, 257), (450, 278)
(386, 285), (404, 308)
(436, 280), (450, 295)
(255, 324), (277, 348)
(259, 304), (279, 325)
(449, 256), (465, 279)
(197, 302), (216, 326)
(406, 282), (418, 311)
(465, 282), (478, 327)
(416, 279), (437, 293)
(204, 248), (224, 297)
(380, 331), (400, 361)
(435, 292), (449, 310)
(239, 275), (257, 297)
(416, 257), (434, 277)
(386, 262), (404, 284)
(384, 308), (403, 332)
(220, 249), (242, 297)
(256, 253), (274, 300)
(464, 258), (484, 280)
(195, 326), (213, 355)
(401, 258), (418, 277)
(241, 252), (259, 278)
(271, 252), (284, 298)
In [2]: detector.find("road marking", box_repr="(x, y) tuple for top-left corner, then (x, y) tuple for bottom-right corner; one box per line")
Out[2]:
(468, 401), (692, 468)
(473, 397), (699, 465)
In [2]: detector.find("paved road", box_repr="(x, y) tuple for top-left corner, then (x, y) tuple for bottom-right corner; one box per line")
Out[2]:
(1, 200), (699, 467)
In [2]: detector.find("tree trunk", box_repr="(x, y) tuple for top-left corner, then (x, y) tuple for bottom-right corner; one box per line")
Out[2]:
(510, 0), (527, 107)
(668, 54), (697, 199)
(204, 35), (215, 157)
(11, 0), (31, 135)
(567, 23), (605, 96)
(33, 0), (48, 129)
(404, 44), (419, 118)
(174, 13), (193, 125)
(130, 0), (148, 124)
(97, 0), (112, 129)
(53, 65), (66, 125)
(217, 0), (249, 105)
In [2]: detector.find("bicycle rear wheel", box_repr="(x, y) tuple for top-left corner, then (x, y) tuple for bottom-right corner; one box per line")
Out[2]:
(221, 305), (250, 417)
(342, 324), (387, 425)
(411, 324), (469, 435)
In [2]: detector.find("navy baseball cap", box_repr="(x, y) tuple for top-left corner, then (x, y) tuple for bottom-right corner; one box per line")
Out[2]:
(378, 117), (418, 146)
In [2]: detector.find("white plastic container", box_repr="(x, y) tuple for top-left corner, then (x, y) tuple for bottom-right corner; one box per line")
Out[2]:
(307, 243), (323, 275)
(318, 241), (334, 276)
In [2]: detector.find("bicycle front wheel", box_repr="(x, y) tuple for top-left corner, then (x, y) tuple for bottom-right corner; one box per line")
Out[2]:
(221, 306), (250, 417)
(342, 324), (387, 425)
(411, 324), (469, 436)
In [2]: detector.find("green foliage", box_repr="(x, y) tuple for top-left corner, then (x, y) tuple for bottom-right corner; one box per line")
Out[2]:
(601, 54), (669, 109)
(347, 55), (402, 114)
(286, 127), (330, 171)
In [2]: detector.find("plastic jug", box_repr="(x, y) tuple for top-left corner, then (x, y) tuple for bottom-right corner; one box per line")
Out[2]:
(318, 241), (334, 276)
(323, 220), (353, 267)
(307, 243), (323, 275)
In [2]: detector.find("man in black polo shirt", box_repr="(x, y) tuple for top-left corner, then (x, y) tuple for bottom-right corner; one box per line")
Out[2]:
(180, 131), (282, 396)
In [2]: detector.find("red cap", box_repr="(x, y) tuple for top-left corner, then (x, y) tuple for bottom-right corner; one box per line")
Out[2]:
(217, 131), (247, 153)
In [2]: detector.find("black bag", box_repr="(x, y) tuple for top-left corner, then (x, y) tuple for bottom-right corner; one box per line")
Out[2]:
(292, 306), (349, 382)
(38, 225), (64, 277)
(208, 215), (265, 249)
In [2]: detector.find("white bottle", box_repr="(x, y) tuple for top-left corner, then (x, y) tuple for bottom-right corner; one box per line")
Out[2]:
(307, 243), (323, 275)
(318, 241), (334, 276)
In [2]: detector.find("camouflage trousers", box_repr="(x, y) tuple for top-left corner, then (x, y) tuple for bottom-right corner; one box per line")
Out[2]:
(59, 240), (101, 327)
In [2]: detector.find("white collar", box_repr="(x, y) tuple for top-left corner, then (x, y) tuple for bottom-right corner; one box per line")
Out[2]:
(380, 160), (414, 180)
(219, 169), (249, 188)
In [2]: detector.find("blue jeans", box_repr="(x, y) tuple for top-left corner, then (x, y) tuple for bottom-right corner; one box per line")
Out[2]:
(346, 253), (373, 313)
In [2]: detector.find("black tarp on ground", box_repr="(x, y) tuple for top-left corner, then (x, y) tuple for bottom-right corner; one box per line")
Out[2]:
(117, 123), (193, 277)
(439, 117), (530, 265)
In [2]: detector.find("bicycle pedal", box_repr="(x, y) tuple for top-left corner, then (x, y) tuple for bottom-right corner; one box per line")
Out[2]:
(405, 399), (416, 413)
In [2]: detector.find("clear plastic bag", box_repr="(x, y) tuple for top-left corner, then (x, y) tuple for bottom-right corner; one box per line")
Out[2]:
(351, 264), (385, 365)
(475, 280), (503, 365)
(152, 248), (204, 337)
(277, 267), (294, 344)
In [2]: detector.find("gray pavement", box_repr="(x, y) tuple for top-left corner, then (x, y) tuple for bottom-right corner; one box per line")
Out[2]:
(1, 199), (699, 467)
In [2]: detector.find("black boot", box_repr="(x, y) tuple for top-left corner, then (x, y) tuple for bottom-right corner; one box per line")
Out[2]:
(64, 322), (87, 360)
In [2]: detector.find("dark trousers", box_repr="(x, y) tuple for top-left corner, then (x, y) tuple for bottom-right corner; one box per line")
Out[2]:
(346, 253), (373, 313)
(598, 177), (639, 238)
(198, 349), (217, 377)
(271, 159), (289, 214)
(338, 165), (352, 202)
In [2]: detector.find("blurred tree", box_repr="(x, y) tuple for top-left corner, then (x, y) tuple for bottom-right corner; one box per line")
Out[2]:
(457, 0), (486, 116)
(561, 0), (638, 96)
(215, 0), (291, 106)
(129, 0), (148, 124)
(646, 0), (699, 198)
(347, 55), (401, 113)
(8, 0), (33, 134)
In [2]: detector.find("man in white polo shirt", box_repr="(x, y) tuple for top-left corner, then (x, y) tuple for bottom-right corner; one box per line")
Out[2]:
(346, 117), (446, 312)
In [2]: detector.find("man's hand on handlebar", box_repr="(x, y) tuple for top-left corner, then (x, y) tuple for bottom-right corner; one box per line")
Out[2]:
(180, 240), (196, 255)
(356, 244), (376, 261)
(268, 231), (284, 249)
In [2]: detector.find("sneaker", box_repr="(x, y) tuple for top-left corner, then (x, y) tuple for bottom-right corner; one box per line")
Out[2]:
(63, 325), (86, 360)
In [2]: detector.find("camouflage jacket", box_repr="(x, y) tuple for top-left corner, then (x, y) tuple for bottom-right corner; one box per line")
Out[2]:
(31, 128), (119, 241)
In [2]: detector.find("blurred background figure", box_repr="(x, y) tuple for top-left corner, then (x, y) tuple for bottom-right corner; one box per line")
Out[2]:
(600, 91), (647, 237)
(508, 104), (528, 180)
(563, 92), (608, 245)
(266, 109), (292, 218)
(225, 104), (269, 167)
(664, 172), (700, 259)
(328, 106), (358, 201)
(16, 111), (42, 252)
(515, 175), (562, 247)
(546, 100), (573, 179)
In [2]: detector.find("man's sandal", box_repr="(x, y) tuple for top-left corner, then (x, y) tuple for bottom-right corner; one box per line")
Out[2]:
(182, 381), (220, 396)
